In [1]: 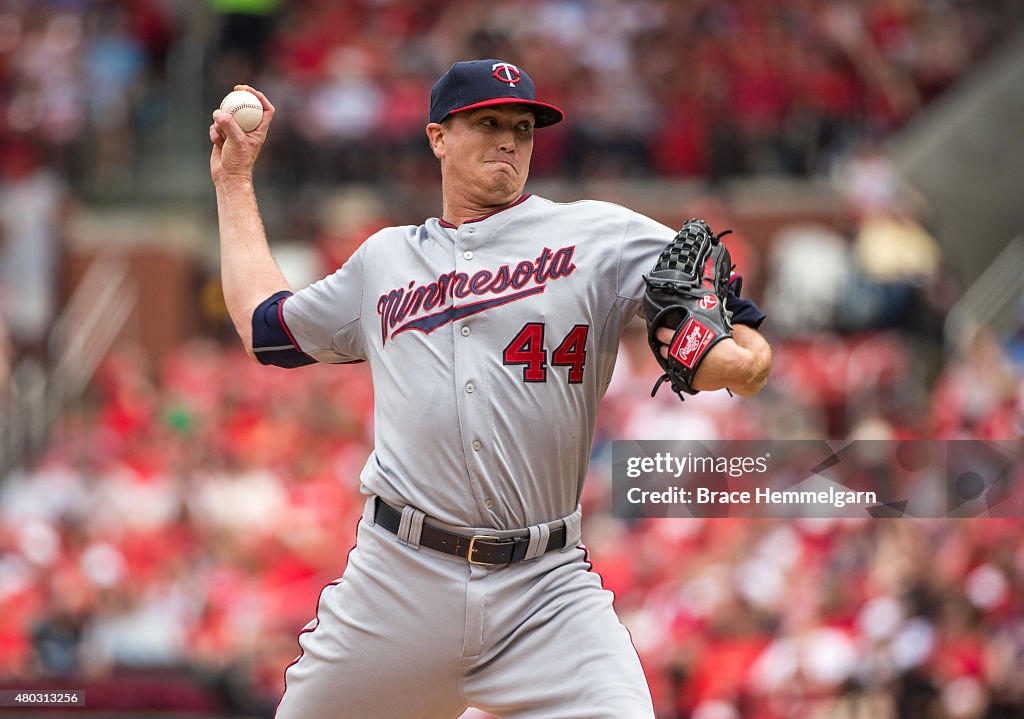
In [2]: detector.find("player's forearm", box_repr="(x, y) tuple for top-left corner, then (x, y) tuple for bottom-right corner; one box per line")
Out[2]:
(215, 177), (290, 354)
(692, 325), (771, 396)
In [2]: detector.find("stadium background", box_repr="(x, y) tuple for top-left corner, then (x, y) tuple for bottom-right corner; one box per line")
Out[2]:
(1, 1), (1023, 717)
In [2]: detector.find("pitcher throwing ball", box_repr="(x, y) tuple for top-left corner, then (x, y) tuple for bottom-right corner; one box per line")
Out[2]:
(210, 60), (771, 718)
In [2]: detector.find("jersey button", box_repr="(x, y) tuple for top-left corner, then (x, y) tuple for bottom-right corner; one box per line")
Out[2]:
(460, 326), (471, 337)
(463, 251), (474, 260)
(465, 383), (475, 393)
(472, 440), (482, 451)
(485, 498), (494, 509)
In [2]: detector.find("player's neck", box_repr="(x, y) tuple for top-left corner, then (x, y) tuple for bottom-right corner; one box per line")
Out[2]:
(441, 191), (526, 228)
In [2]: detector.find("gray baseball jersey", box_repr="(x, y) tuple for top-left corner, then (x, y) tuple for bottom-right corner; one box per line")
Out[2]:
(281, 194), (674, 529)
(268, 194), (674, 719)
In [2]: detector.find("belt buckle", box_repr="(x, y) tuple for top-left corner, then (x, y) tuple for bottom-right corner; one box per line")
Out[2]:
(467, 535), (501, 565)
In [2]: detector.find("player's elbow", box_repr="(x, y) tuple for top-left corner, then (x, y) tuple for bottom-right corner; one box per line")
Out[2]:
(228, 312), (260, 362)
(242, 341), (259, 363)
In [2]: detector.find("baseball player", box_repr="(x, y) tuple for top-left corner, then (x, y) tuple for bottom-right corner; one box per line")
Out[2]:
(210, 60), (770, 718)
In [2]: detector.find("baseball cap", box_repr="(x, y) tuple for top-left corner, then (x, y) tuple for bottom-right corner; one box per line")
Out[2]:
(429, 59), (564, 128)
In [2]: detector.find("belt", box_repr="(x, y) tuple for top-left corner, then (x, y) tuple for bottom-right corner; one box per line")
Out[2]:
(373, 498), (566, 566)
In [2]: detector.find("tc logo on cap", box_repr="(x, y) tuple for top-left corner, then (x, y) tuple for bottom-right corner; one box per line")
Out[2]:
(492, 63), (522, 87)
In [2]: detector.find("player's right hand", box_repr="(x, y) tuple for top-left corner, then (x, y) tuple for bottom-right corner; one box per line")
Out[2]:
(210, 85), (275, 185)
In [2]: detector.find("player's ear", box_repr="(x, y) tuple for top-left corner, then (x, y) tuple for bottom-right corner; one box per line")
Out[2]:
(425, 123), (445, 159)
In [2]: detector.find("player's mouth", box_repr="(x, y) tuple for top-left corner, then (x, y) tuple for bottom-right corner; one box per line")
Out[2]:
(486, 159), (517, 172)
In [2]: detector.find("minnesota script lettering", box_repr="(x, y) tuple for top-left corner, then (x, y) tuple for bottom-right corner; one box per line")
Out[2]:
(377, 246), (577, 344)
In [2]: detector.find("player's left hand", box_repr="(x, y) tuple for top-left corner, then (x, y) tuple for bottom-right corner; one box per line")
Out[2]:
(653, 326), (732, 391)
(210, 85), (275, 185)
(642, 218), (735, 399)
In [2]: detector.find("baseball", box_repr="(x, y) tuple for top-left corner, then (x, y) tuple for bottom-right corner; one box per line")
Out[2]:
(220, 89), (264, 132)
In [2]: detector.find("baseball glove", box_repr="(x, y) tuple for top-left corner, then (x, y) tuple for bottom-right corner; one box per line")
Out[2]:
(643, 218), (735, 400)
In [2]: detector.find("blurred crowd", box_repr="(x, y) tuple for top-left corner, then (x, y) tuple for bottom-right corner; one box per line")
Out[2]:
(245, 0), (1018, 183)
(0, 306), (1021, 716)
(582, 512), (1024, 719)
(0, 0), (1019, 188)
(1, 346), (374, 714)
(0, 0), (170, 186)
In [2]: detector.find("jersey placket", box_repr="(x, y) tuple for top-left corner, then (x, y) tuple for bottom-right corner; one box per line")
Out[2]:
(451, 221), (497, 522)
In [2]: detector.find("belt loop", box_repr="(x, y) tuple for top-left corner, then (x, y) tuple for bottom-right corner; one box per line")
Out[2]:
(560, 506), (582, 550)
(397, 505), (426, 548)
(523, 523), (551, 561)
(364, 496), (378, 527)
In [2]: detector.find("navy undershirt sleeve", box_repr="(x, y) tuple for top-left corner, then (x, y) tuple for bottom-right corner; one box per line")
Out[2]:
(726, 292), (767, 329)
(251, 290), (317, 368)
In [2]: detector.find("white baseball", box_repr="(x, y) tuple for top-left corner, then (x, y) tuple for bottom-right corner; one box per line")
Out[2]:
(220, 89), (264, 132)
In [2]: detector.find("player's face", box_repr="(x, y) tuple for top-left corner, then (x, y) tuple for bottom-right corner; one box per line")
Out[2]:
(432, 105), (535, 206)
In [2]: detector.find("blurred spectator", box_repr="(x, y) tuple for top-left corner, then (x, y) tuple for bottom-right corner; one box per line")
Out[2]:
(0, 137), (68, 357)
(834, 141), (907, 218)
(854, 210), (939, 285)
(208, 0), (282, 82)
(314, 186), (389, 273)
(763, 223), (854, 337)
(1006, 298), (1024, 370)
(82, 5), (147, 188)
(844, 206), (941, 332)
(931, 328), (1020, 439)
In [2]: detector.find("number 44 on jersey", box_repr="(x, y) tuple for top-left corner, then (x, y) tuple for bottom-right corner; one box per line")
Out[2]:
(503, 323), (589, 384)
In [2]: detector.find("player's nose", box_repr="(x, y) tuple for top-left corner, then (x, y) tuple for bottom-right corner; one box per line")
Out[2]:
(495, 127), (518, 152)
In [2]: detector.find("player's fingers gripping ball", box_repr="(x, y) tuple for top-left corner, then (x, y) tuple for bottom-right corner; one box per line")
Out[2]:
(643, 218), (735, 400)
(219, 89), (264, 132)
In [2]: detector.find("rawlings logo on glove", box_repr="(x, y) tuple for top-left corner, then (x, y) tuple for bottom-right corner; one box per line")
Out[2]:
(669, 318), (717, 369)
(642, 218), (735, 399)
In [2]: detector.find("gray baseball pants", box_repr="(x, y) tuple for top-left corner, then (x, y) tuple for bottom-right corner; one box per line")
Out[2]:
(275, 498), (655, 718)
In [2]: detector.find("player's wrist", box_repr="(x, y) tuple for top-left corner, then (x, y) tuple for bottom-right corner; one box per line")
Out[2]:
(214, 173), (255, 190)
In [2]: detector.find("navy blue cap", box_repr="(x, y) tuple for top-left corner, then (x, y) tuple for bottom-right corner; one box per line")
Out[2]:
(429, 59), (564, 128)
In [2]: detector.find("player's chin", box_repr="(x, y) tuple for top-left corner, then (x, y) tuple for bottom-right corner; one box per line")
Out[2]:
(481, 170), (524, 199)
